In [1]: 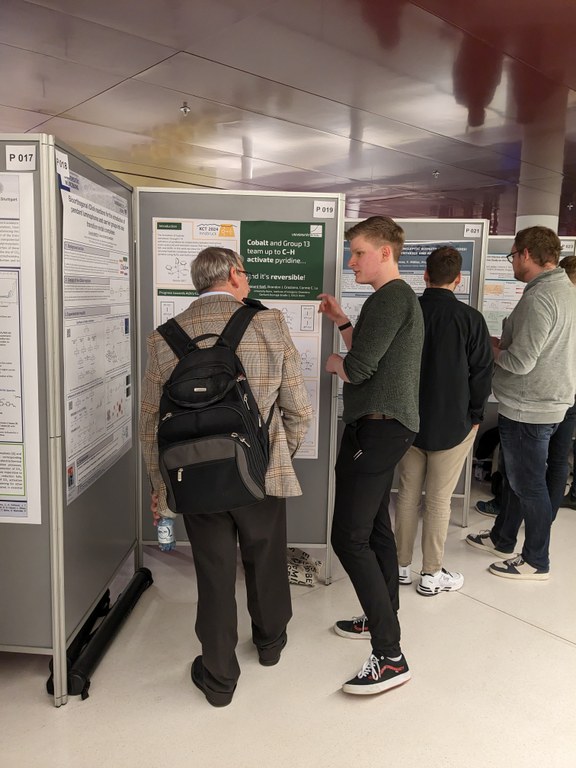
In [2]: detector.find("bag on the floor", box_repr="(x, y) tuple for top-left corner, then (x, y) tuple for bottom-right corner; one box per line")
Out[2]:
(157, 300), (272, 515)
(287, 547), (322, 586)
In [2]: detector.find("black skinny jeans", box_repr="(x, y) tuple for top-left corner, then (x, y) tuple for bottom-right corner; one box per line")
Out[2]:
(331, 419), (415, 656)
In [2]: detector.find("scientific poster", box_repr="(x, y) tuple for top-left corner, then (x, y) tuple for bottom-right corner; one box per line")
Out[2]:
(61, 171), (132, 503)
(0, 173), (42, 524)
(337, 238), (476, 410)
(152, 218), (325, 458)
(339, 239), (474, 354)
(481, 252), (525, 335)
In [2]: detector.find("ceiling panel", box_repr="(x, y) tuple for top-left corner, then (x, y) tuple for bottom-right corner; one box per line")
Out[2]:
(41, 114), (353, 189)
(0, 104), (52, 132)
(1, 0), (176, 75)
(27, 0), (278, 49)
(412, 0), (576, 90)
(0, 44), (126, 114)
(133, 53), (528, 179)
(2, 0), (576, 232)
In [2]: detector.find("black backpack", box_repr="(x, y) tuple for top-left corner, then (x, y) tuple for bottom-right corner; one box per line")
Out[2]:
(156, 300), (272, 515)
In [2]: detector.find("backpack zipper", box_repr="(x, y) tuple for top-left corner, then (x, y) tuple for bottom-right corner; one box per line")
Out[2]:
(231, 432), (251, 447)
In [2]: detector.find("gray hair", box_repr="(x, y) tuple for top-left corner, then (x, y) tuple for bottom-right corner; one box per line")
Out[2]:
(190, 247), (243, 293)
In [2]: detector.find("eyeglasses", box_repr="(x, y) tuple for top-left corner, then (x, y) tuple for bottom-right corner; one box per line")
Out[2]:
(237, 269), (253, 280)
(506, 250), (519, 263)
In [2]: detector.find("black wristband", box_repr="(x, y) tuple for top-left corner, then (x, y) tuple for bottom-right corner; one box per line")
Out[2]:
(338, 321), (352, 331)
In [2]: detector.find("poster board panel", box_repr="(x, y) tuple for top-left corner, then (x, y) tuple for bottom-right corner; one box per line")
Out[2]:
(55, 143), (138, 640)
(0, 137), (52, 646)
(138, 190), (343, 545)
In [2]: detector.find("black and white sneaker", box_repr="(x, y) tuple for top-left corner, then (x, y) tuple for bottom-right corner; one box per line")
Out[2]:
(342, 652), (411, 695)
(489, 555), (550, 580)
(334, 614), (371, 639)
(465, 530), (512, 558)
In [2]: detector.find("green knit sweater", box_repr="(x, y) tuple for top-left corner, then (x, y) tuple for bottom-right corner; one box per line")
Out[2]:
(342, 279), (424, 431)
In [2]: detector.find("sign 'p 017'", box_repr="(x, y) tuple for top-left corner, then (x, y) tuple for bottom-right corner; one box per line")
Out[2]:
(6, 145), (37, 171)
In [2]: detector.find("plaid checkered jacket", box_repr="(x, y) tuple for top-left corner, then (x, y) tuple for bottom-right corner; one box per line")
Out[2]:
(139, 294), (313, 516)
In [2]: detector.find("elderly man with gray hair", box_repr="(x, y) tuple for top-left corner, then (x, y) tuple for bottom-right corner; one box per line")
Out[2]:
(140, 246), (311, 707)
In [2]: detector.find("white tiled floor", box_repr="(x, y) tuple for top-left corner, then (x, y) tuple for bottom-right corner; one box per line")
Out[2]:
(2, 489), (576, 768)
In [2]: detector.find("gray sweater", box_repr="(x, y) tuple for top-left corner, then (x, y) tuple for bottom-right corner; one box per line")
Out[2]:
(342, 279), (424, 431)
(493, 268), (576, 423)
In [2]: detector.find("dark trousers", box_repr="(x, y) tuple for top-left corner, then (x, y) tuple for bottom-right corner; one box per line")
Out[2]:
(183, 496), (291, 696)
(492, 415), (559, 570)
(331, 419), (415, 656)
(548, 400), (576, 515)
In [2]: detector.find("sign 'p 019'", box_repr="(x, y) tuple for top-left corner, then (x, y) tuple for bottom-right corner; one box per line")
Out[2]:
(313, 200), (336, 219)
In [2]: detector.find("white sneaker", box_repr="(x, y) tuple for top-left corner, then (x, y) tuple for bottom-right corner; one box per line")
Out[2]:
(417, 568), (464, 596)
(398, 565), (412, 585)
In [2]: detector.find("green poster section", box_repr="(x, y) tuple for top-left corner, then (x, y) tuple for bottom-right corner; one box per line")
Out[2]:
(240, 221), (325, 300)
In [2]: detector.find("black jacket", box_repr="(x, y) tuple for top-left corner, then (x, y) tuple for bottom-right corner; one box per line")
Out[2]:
(414, 288), (493, 451)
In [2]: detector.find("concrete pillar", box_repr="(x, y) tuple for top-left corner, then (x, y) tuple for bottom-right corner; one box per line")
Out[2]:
(515, 85), (568, 233)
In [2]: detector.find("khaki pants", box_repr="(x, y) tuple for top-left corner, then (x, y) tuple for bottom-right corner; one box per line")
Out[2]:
(395, 428), (476, 573)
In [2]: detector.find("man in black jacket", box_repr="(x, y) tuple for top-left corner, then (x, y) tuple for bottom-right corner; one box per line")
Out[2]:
(394, 246), (493, 595)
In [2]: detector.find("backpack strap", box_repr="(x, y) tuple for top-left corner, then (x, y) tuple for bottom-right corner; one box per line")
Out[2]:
(218, 300), (268, 352)
(156, 318), (195, 359)
(157, 298), (269, 358)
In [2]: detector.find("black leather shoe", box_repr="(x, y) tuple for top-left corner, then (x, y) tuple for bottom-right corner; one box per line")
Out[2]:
(562, 493), (576, 510)
(191, 656), (234, 707)
(258, 633), (287, 666)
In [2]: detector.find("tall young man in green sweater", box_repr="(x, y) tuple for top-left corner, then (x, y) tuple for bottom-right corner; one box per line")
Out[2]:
(319, 216), (424, 695)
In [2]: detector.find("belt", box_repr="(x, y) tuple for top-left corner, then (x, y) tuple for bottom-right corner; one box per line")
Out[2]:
(358, 413), (389, 421)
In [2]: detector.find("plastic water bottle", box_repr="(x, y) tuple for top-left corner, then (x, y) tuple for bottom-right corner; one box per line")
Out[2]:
(157, 517), (176, 552)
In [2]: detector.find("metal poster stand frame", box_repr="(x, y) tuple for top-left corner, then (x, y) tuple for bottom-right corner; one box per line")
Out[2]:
(136, 189), (345, 584)
(0, 135), (141, 706)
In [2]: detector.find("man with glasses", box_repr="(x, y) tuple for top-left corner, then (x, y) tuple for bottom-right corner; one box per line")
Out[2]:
(466, 227), (576, 579)
(140, 246), (312, 706)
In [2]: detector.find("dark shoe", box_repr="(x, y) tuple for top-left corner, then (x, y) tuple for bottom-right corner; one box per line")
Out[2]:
(466, 530), (513, 558)
(342, 652), (411, 695)
(475, 499), (500, 517)
(561, 492), (576, 510)
(489, 555), (550, 581)
(191, 656), (234, 707)
(334, 614), (371, 639)
(258, 633), (287, 666)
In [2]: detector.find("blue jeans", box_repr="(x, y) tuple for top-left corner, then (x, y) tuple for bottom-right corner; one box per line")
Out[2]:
(491, 414), (559, 570)
(548, 399), (576, 517)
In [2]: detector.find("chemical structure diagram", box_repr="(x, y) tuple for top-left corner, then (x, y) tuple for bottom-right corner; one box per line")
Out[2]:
(165, 257), (190, 281)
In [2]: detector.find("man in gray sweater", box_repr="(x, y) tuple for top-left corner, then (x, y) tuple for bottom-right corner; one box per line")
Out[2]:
(319, 216), (424, 695)
(466, 226), (576, 579)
